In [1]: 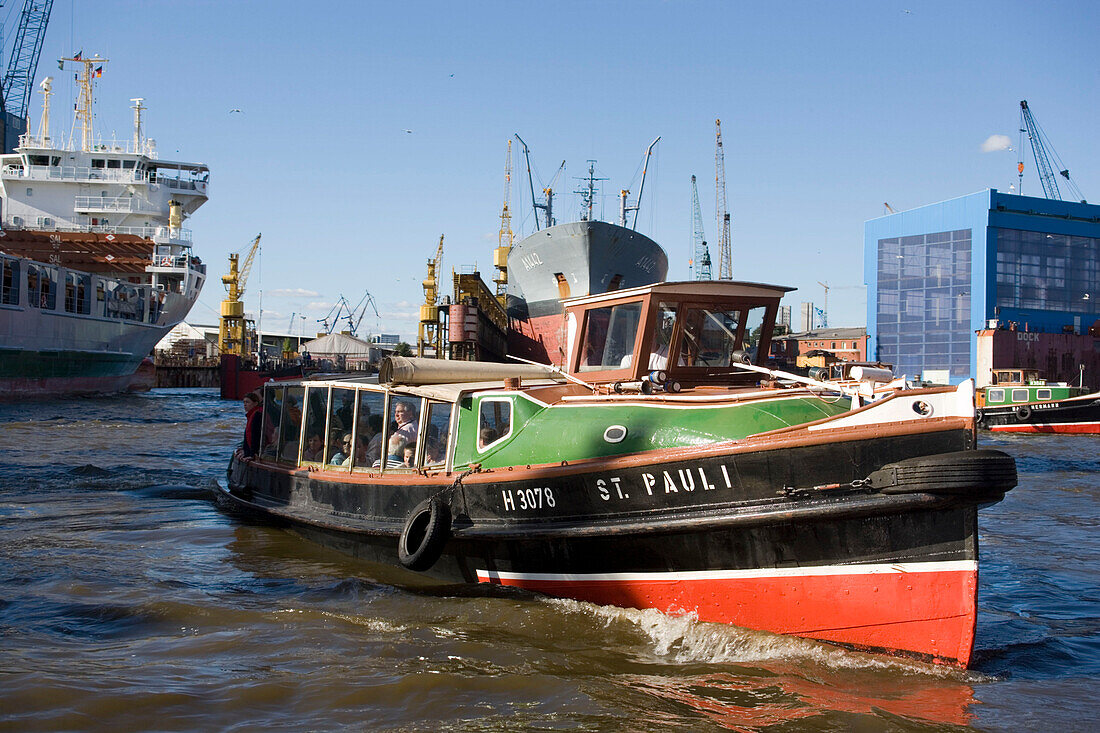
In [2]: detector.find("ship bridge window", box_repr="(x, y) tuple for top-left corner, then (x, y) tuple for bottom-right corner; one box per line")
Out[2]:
(122, 160), (135, 169)
(2, 259), (19, 305)
(91, 159), (105, 168)
(28, 155), (49, 166)
(578, 301), (643, 372)
(107, 159), (121, 169)
(50, 157), (60, 166)
(1011, 388), (1029, 403)
(478, 397), (512, 451)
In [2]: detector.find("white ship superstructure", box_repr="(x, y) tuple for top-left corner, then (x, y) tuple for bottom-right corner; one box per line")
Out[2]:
(0, 54), (209, 397)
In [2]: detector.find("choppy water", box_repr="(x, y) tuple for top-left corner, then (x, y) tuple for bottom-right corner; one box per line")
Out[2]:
(1, 389), (1097, 731)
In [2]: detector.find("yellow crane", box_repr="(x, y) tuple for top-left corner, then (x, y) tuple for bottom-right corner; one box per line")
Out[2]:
(493, 140), (514, 303)
(219, 233), (261, 358)
(417, 234), (444, 357)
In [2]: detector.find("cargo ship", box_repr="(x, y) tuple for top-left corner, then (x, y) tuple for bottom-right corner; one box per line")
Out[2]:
(0, 55), (208, 398)
(506, 147), (669, 364)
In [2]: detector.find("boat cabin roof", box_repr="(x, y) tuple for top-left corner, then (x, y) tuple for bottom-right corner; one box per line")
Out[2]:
(561, 279), (793, 388)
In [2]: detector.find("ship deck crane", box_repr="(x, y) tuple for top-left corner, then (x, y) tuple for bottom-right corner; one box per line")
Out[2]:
(514, 133), (565, 231)
(219, 234), (262, 358)
(1, 0), (53, 152)
(418, 235), (444, 357)
(1018, 100), (1086, 203)
(715, 119), (732, 280)
(690, 175), (712, 280)
(493, 140), (514, 301)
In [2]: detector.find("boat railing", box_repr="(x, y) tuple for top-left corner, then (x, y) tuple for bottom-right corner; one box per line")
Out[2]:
(74, 196), (162, 214)
(17, 133), (160, 158)
(2, 220), (193, 241)
(3, 164), (149, 184)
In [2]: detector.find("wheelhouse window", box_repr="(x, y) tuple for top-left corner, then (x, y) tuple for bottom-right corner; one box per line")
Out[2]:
(1037, 388), (1052, 400)
(478, 397), (512, 451)
(987, 388), (1005, 403)
(578, 301), (643, 372)
(678, 306), (744, 367)
(646, 301), (677, 369)
(1010, 388), (1029, 403)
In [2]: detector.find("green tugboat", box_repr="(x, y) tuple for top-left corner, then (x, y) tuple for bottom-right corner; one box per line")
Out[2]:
(977, 368), (1100, 433)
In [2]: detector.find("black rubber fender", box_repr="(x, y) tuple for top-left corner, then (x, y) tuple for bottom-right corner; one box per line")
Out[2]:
(974, 408), (984, 426)
(1014, 405), (1032, 421)
(866, 449), (1017, 497)
(398, 496), (451, 571)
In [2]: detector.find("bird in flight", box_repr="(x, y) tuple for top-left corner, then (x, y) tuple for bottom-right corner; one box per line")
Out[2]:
(403, 129), (413, 134)
(229, 108), (243, 114)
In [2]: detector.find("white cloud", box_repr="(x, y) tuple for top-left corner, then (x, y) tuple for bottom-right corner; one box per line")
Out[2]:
(981, 134), (1012, 153)
(306, 301), (335, 310)
(266, 288), (320, 297)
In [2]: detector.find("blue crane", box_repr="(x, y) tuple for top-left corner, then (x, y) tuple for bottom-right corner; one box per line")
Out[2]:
(1018, 100), (1086, 203)
(690, 175), (712, 280)
(1, 0), (53, 151)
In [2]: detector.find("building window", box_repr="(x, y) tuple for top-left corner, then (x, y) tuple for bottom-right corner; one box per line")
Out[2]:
(877, 229), (972, 378)
(25, 188), (32, 196)
(995, 228), (1099, 313)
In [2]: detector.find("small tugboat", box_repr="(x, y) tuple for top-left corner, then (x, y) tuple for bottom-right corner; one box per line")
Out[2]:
(217, 280), (1016, 667)
(977, 368), (1100, 434)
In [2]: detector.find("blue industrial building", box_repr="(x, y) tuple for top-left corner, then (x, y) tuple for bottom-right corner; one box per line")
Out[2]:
(865, 189), (1100, 383)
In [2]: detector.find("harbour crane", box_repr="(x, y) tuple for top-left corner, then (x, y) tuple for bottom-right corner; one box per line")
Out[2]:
(418, 234), (444, 357)
(690, 175), (712, 280)
(493, 140), (514, 301)
(1, 0), (53, 152)
(619, 136), (660, 230)
(1018, 100), (1087, 203)
(715, 119), (732, 280)
(218, 234), (262, 357)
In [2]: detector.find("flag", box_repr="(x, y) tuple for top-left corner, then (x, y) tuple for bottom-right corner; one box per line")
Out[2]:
(57, 59), (63, 70)
(73, 50), (82, 60)
(94, 66), (102, 78)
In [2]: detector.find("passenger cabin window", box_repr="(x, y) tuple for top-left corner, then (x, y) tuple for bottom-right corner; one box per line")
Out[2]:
(423, 401), (452, 468)
(987, 388), (1005, 403)
(25, 265), (55, 309)
(276, 387), (305, 463)
(64, 272), (91, 314)
(300, 386), (329, 465)
(1011, 388), (1029, 403)
(259, 387), (282, 458)
(1037, 389), (1052, 400)
(353, 390), (386, 469)
(478, 398), (512, 451)
(382, 397), (422, 470)
(578, 301), (643, 372)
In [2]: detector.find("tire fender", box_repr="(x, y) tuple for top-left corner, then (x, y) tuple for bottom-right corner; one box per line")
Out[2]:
(398, 496), (451, 572)
(1014, 405), (1032, 421)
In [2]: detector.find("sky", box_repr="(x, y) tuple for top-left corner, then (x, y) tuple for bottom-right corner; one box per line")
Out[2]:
(9, 0), (1099, 340)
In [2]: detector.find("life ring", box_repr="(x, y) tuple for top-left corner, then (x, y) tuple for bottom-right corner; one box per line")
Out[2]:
(1014, 405), (1032, 421)
(398, 496), (451, 571)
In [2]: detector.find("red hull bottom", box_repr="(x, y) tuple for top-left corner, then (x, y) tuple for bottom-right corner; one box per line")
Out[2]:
(990, 422), (1100, 434)
(0, 373), (141, 400)
(478, 561), (977, 666)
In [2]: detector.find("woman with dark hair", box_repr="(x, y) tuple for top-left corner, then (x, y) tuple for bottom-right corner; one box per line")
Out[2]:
(236, 391), (263, 459)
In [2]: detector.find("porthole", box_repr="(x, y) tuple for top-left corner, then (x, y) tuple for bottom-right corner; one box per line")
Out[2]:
(912, 401), (933, 417)
(603, 425), (627, 443)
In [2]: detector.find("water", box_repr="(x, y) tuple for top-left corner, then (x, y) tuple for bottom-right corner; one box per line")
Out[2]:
(1, 389), (1097, 731)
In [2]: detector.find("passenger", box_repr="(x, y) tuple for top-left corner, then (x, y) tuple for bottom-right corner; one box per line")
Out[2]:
(330, 432), (353, 465)
(393, 400), (419, 443)
(341, 434), (369, 467)
(425, 439), (444, 465)
(335, 394), (355, 431)
(401, 441), (417, 468)
(278, 398), (303, 461)
(365, 414), (385, 463)
(478, 427), (497, 449)
(235, 391), (263, 460)
(302, 433), (325, 462)
(373, 433), (407, 469)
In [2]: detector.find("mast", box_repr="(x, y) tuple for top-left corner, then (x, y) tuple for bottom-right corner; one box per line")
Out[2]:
(35, 76), (52, 145)
(131, 97), (145, 153)
(575, 161), (607, 222)
(59, 53), (107, 151)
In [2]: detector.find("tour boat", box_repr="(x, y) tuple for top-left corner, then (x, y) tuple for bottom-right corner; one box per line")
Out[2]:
(217, 280), (1016, 667)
